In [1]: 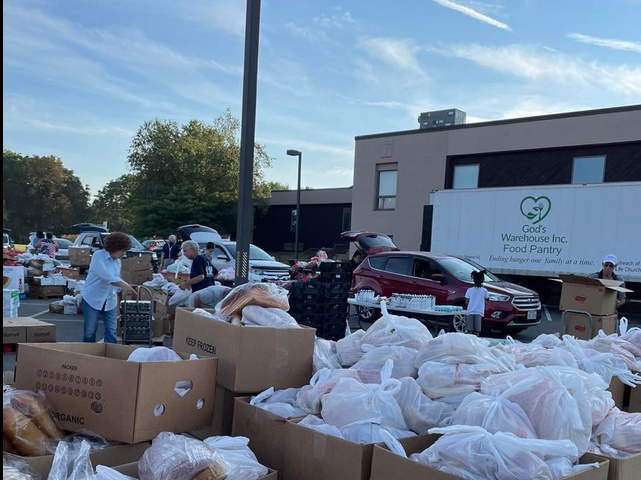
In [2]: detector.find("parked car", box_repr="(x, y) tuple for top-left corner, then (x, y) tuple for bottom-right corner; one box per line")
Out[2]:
(3, 228), (14, 249)
(54, 238), (73, 261)
(73, 232), (158, 269)
(142, 239), (166, 257)
(347, 234), (541, 333)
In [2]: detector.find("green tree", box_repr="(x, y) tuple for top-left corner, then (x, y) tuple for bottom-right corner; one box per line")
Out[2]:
(267, 181), (290, 191)
(3, 150), (91, 241)
(91, 174), (136, 232)
(126, 110), (273, 238)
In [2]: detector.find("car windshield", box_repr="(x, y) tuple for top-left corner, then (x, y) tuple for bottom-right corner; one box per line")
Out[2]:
(3, 234), (9, 244)
(225, 244), (273, 261)
(100, 234), (144, 250)
(56, 239), (72, 248)
(439, 257), (500, 283)
(357, 234), (397, 250)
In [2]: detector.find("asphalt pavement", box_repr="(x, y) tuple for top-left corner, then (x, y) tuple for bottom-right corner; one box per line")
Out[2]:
(4, 298), (640, 373)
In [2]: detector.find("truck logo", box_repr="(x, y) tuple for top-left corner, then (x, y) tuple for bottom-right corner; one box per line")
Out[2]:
(520, 196), (551, 225)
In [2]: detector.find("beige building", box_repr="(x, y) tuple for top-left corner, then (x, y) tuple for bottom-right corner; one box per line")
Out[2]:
(351, 105), (641, 250)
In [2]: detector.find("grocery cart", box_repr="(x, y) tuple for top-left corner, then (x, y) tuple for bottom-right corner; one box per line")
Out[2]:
(120, 285), (154, 347)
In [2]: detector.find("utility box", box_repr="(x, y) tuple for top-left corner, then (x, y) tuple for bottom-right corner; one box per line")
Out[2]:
(418, 109), (466, 129)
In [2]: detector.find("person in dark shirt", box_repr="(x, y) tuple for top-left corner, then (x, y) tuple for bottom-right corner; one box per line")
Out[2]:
(350, 251), (363, 273)
(589, 254), (627, 309)
(160, 235), (181, 270)
(179, 240), (218, 292)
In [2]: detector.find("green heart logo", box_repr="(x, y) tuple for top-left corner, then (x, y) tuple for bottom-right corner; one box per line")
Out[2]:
(520, 196), (551, 224)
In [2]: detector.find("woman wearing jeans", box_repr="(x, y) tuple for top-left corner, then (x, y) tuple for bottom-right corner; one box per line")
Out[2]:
(82, 232), (136, 343)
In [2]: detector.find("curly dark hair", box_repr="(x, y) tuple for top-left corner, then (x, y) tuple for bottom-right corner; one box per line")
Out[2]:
(104, 232), (131, 253)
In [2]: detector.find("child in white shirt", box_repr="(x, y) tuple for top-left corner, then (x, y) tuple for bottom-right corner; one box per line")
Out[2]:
(465, 270), (489, 336)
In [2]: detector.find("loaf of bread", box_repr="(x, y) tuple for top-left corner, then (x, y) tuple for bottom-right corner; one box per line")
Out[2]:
(2, 406), (50, 456)
(11, 391), (63, 439)
(4, 433), (18, 453)
(218, 283), (290, 318)
(138, 432), (228, 480)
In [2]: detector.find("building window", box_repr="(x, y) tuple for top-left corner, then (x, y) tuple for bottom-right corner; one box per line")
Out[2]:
(573, 156), (605, 184)
(376, 168), (397, 210)
(453, 164), (479, 189)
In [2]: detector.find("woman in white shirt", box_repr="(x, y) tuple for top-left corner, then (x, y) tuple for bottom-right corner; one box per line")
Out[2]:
(82, 232), (136, 343)
(465, 270), (489, 337)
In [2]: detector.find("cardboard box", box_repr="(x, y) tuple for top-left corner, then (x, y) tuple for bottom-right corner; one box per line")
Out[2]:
(629, 382), (641, 413)
(35, 275), (68, 286)
(232, 396), (302, 476)
(370, 435), (610, 480)
(121, 255), (152, 272)
(56, 266), (80, 280)
(284, 418), (378, 480)
(3, 317), (56, 344)
(4, 370), (15, 385)
(608, 377), (626, 409)
(565, 313), (618, 340)
(42, 263), (56, 272)
(14, 342), (218, 443)
(4, 288), (20, 309)
(173, 308), (316, 392)
(556, 275), (632, 316)
(162, 272), (191, 285)
(21, 442), (150, 477)
(190, 385), (250, 438)
(591, 453), (641, 480)
(3, 265), (25, 294)
(121, 269), (153, 286)
(69, 247), (91, 267)
(3, 307), (18, 318)
(113, 461), (277, 479)
(28, 284), (66, 298)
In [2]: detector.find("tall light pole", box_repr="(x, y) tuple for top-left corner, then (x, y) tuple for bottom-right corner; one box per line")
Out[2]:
(287, 149), (302, 260)
(235, 0), (262, 285)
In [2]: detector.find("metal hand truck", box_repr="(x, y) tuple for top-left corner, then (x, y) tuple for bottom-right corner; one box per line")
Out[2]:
(120, 285), (154, 347)
(562, 309), (593, 338)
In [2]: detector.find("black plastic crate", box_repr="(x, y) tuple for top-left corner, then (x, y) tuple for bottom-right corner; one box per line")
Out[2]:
(321, 282), (351, 294)
(319, 262), (352, 274)
(291, 312), (325, 324)
(319, 322), (347, 340)
(289, 303), (321, 315)
(318, 271), (351, 283)
(324, 302), (349, 315)
(324, 312), (348, 324)
(323, 292), (350, 302)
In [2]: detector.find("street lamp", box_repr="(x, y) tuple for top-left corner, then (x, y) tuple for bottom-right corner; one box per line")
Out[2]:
(287, 149), (302, 260)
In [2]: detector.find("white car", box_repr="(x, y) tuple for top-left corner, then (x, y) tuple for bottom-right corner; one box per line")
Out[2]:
(189, 232), (290, 282)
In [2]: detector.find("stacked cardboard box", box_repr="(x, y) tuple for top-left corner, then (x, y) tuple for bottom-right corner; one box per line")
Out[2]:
(68, 246), (91, 267)
(556, 275), (632, 340)
(3, 317), (56, 344)
(152, 288), (176, 336)
(14, 342), (218, 444)
(3, 265), (25, 295)
(173, 307), (316, 438)
(120, 255), (153, 285)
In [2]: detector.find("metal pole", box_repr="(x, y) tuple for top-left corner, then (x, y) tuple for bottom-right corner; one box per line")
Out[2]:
(295, 152), (302, 260)
(235, 0), (261, 285)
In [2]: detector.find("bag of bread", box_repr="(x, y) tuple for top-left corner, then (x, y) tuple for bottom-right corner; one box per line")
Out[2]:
(203, 436), (269, 480)
(3, 453), (42, 480)
(138, 432), (228, 480)
(3, 390), (63, 457)
(216, 283), (290, 320)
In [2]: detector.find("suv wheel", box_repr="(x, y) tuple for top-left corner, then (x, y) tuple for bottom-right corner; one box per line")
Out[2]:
(450, 313), (467, 333)
(357, 305), (381, 323)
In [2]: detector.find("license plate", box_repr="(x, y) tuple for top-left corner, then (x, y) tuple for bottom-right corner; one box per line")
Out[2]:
(527, 310), (537, 320)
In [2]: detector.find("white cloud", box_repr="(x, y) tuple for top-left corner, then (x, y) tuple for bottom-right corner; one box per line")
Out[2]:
(313, 11), (355, 29)
(181, 0), (246, 39)
(363, 101), (409, 109)
(259, 137), (353, 160)
(357, 37), (426, 76)
(444, 43), (641, 96)
(285, 23), (328, 43)
(429, 0), (512, 31)
(567, 33), (641, 54)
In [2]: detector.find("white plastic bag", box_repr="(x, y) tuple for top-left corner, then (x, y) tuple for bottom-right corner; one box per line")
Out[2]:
(47, 440), (94, 480)
(250, 387), (306, 418)
(592, 407), (641, 455)
(203, 436), (269, 480)
(340, 422), (416, 444)
(94, 466), (136, 480)
(393, 377), (454, 434)
(415, 332), (514, 370)
(298, 415), (344, 439)
(417, 361), (507, 399)
(351, 345), (418, 383)
(241, 306), (300, 328)
(143, 274), (168, 289)
(139, 432), (228, 480)
(127, 347), (181, 363)
(336, 330), (366, 367)
(296, 368), (361, 415)
(169, 288), (191, 307)
(312, 338), (342, 373)
(321, 374), (407, 430)
(192, 308), (226, 322)
(360, 302), (432, 350)
(414, 425), (580, 480)
(450, 392), (537, 438)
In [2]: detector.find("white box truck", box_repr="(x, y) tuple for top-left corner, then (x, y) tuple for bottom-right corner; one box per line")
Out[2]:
(430, 182), (641, 301)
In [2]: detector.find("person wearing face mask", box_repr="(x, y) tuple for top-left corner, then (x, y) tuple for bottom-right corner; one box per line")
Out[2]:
(589, 254), (627, 310)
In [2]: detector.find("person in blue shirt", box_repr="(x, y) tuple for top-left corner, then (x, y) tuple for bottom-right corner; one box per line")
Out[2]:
(179, 240), (218, 293)
(160, 234), (181, 271)
(82, 232), (136, 343)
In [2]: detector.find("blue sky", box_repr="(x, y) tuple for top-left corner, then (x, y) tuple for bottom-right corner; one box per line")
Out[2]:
(3, 0), (640, 195)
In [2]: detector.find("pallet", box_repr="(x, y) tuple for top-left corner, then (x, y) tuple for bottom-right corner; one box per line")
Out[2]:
(27, 291), (65, 300)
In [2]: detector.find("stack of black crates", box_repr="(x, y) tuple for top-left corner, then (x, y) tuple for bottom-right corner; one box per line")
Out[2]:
(289, 262), (352, 341)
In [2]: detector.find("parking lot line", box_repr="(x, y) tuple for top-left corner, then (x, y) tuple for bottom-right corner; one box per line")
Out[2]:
(32, 309), (51, 318)
(543, 305), (553, 322)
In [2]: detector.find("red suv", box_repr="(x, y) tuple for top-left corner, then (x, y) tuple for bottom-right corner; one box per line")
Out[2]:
(344, 233), (541, 333)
